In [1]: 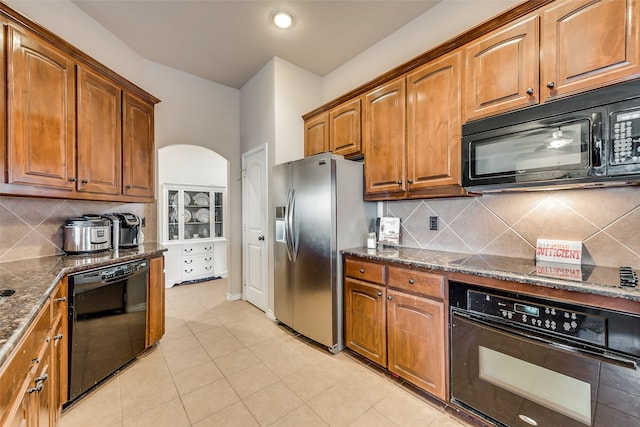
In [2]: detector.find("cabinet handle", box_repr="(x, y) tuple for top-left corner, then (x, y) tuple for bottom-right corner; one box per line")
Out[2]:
(377, 291), (382, 297)
(205, 266), (212, 270)
(35, 374), (48, 384)
(205, 247), (212, 251)
(53, 334), (64, 341)
(184, 259), (193, 264)
(54, 296), (67, 303)
(526, 87), (534, 95)
(408, 279), (414, 285)
(28, 384), (44, 394)
(407, 179), (413, 184)
(258, 235), (265, 241)
(81, 179), (89, 184)
(184, 248), (193, 253)
(126, 184), (132, 189)
(387, 296), (393, 300)
(205, 257), (212, 261)
(68, 177), (77, 182)
(546, 81), (555, 89)
(184, 268), (193, 273)
(397, 180), (402, 185)
(359, 268), (365, 273)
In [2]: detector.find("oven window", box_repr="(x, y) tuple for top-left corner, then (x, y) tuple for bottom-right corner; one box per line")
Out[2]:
(479, 346), (591, 425)
(472, 120), (589, 178)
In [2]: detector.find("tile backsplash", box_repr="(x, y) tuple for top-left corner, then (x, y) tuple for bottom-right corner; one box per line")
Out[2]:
(0, 196), (157, 262)
(384, 186), (640, 268)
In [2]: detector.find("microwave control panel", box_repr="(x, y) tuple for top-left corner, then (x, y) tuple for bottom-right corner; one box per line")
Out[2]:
(611, 109), (640, 166)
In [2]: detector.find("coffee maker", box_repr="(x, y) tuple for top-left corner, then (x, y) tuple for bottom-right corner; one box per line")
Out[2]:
(112, 213), (141, 248)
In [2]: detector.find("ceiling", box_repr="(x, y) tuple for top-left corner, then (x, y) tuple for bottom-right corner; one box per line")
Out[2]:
(71, 1), (441, 89)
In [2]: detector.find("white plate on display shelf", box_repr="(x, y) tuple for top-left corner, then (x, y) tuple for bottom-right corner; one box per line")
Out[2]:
(196, 208), (210, 222)
(193, 193), (209, 206)
(183, 208), (192, 222)
(184, 192), (191, 205)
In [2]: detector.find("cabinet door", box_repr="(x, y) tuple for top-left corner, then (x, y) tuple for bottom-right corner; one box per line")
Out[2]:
(6, 26), (76, 190)
(364, 78), (406, 196)
(464, 15), (539, 121)
(304, 113), (329, 157)
(147, 256), (165, 347)
(34, 341), (51, 427)
(329, 98), (362, 157)
(122, 92), (154, 198)
(406, 51), (462, 190)
(387, 289), (445, 400)
(77, 66), (122, 195)
(344, 278), (387, 366)
(541, 0), (640, 102)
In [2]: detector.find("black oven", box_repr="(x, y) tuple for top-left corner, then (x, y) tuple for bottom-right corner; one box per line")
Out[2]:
(449, 282), (640, 427)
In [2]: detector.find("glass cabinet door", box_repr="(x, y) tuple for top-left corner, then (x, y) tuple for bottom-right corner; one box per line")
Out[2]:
(167, 189), (179, 241)
(163, 186), (223, 242)
(214, 192), (223, 237)
(183, 189), (212, 240)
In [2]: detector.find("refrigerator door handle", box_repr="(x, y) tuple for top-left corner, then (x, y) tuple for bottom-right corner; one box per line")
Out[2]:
(284, 189), (293, 261)
(288, 189), (298, 262)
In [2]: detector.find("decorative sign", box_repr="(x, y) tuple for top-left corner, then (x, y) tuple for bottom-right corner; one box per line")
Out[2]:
(378, 217), (400, 245)
(535, 239), (582, 265)
(535, 261), (583, 282)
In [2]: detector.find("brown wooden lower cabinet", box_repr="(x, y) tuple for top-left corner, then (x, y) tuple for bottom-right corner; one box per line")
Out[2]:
(344, 277), (387, 366)
(344, 256), (447, 401)
(0, 292), (58, 427)
(147, 255), (166, 347)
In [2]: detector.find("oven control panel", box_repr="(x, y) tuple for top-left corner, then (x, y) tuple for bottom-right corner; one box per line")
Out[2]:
(468, 290), (606, 346)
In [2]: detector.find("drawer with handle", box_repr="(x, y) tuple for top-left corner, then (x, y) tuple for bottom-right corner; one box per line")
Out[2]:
(345, 258), (387, 285)
(388, 266), (444, 299)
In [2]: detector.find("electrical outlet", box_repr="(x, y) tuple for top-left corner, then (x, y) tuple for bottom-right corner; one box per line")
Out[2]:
(429, 216), (438, 231)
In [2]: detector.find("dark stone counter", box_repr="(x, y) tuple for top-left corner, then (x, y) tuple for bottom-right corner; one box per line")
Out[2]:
(343, 247), (640, 303)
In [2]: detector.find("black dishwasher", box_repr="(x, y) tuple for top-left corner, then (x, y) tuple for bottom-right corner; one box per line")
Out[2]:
(67, 259), (149, 403)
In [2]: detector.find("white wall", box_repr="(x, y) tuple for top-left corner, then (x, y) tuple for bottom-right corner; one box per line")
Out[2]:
(274, 57), (322, 165)
(322, 0), (521, 101)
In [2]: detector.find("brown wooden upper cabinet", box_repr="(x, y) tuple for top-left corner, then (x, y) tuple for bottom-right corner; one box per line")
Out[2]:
(463, 15), (539, 121)
(123, 92), (155, 199)
(541, 0), (640, 103)
(7, 25), (76, 191)
(329, 97), (362, 157)
(304, 97), (363, 158)
(1, 9), (158, 203)
(465, 0), (640, 121)
(365, 51), (465, 200)
(77, 66), (122, 195)
(304, 113), (329, 157)
(363, 76), (406, 197)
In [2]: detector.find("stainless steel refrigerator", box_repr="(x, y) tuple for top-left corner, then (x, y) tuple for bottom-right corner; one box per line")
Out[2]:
(273, 153), (375, 353)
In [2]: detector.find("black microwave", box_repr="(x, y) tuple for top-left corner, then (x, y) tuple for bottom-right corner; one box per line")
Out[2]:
(462, 79), (640, 192)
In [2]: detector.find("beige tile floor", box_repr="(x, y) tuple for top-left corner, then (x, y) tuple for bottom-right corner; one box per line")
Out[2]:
(59, 279), (472, 427)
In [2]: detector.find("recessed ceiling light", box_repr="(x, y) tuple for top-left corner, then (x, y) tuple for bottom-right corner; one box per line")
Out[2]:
(271, 10), (294, 29)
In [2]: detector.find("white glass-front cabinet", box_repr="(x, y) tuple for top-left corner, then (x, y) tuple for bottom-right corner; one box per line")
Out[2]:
(162, 184), (226, 286)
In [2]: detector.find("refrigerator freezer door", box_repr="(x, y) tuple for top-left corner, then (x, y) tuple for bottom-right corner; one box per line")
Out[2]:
(290, 156), (335, 347)
(273, 163), (294, 327)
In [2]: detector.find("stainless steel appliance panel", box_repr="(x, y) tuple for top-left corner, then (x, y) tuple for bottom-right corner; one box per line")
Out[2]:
(273, 153), (375, 352)
(290, 155), (335, 347)
(273, 163), (294, 327)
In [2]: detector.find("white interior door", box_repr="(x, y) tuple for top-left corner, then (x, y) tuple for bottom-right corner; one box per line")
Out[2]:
(242, 145), (268, 312)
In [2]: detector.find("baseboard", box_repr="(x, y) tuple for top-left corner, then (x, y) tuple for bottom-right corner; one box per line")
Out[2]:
(266, 309), (276, 322)
(226, 292), (242, 301)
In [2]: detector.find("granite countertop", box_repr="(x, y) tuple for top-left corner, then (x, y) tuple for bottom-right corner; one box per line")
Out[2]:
(343, 247), (640, 303)
(0, 243), (166, 366)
